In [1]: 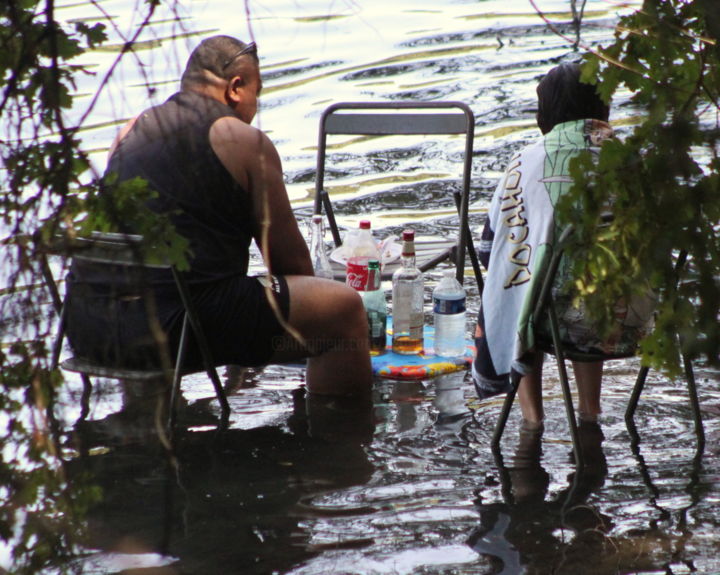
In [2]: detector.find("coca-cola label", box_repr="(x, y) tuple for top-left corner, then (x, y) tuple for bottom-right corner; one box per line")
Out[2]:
(346, 260), (369, 291)
(433, 296), (466, 315)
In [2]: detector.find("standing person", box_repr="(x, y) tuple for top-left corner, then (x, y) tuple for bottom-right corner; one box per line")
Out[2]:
(472, 62), (654, 428)
(65, 35), (372, 402)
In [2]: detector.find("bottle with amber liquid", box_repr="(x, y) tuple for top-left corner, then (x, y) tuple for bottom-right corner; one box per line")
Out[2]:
(391, 229), (424, 354)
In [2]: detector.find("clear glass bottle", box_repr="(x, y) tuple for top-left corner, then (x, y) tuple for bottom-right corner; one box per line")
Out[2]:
(391, 229), (424, 354)
(345, 220), (380, 291)
(361, 259), (388, 354)
(433, 268), (467, 356)
(310, 214), (334, 280)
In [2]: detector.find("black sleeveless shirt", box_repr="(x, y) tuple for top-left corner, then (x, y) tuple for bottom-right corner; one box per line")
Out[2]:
(101, 90), (255, 284)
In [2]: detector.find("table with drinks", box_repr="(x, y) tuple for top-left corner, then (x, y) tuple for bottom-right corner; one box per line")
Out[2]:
(310, 215), (474, 380)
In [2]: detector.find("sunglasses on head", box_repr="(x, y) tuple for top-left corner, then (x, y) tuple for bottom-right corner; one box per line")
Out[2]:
(221, 42), (258, 71)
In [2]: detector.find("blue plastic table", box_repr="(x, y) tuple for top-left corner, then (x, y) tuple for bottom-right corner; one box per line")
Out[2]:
(371, 319), (474, 380)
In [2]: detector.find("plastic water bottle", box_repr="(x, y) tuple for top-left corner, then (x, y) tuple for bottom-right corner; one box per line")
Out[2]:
(310, 214), (334, 280)
(345, 220), (380, 292)
(433, 269), (466, 357)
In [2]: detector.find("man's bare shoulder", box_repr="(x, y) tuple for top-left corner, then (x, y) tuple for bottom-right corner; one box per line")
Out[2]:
(210, 115), (267, 146)
(108, 116), (139, 159)
(209, 116), (281, 191)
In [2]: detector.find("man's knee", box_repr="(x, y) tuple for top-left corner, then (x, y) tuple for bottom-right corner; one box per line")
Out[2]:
(286, 276), (366, 335)
(341, 284), (366, 317)
(325, 284), (368, 338)
(320, 279), (365, 317)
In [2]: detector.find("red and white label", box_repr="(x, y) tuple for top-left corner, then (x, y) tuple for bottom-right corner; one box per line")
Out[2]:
(346, 258), (369, 291)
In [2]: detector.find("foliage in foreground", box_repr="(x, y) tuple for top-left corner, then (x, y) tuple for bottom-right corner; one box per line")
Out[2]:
(559, 0), (720, 373)
(0, 0), (168, 571)
(1, 0), (719, 570)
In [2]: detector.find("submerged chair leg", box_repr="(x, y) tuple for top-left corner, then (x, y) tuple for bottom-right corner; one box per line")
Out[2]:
(79, 373), (93, 422)
(625, 365), (649, 423)
(491, 371), (521, 449)
(555, 353), (583, 468)
(683, 354), (705, 449)
(626, 355), (704, 452)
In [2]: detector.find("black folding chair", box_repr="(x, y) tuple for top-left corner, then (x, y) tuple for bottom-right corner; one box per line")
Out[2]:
(314, 101), (482, 290)
(624, 251), (704, 449)
(490, 224), (704, 467)
(39, 232), (230, 430)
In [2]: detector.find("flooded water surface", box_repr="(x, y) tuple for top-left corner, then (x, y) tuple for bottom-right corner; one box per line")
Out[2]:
(47, 0), (720, 573)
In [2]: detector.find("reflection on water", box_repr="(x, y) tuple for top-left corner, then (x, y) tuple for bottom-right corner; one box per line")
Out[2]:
(44, 0), (720, 573)
(66, 388), (374, 574)
(60, 360), (717, 574)
(470, 421), (610, 574)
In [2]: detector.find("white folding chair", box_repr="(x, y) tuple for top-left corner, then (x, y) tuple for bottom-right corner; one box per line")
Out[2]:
(314, 101), (482, 290)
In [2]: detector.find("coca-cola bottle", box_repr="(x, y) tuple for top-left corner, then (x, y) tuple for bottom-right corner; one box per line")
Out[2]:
(345, 220), (381, 292)
(391, 229), (424, 354)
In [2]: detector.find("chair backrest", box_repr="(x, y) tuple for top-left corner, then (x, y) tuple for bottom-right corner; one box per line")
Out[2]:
(39, 231), (173, 367)
(60, 231), (170, 268)
(531, 224), (575, 331)
(529, 222), (656, 362)
(41, 231), (170, 313)
(314, 101), (480, 285)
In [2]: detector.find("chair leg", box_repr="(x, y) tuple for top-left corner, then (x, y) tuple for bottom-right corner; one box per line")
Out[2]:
(556, 353), (583, 468)
(452, 192), (483, 291)
(683, 354), (705, 449)
(491, 371), (520, 449)
(547, 303), (583, 468)
(169, 315), (190, 431)
(205, 365), (230, 424)
(79, 373), (92, 422)
(171, 269), (231, 420)
(51, 306), (67, 370)
(491, 443), (515, 505)
(625, 365), (649, 423)
(321, 190), (342, 248)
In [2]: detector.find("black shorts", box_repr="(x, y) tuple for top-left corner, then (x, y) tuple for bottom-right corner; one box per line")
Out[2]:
(65, 273), (291, 371)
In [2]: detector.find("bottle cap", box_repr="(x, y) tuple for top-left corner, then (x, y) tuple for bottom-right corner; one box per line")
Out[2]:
(360, 220), (371, 229)
(368, 259), (380, 269)
(402, 229), (414, 241)
(312, 214), (323, 223)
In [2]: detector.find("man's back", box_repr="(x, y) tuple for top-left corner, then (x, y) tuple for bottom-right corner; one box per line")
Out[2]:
(106, 90), (255, 283)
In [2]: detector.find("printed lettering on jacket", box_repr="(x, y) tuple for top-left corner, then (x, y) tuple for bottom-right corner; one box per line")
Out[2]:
(500, 157), (531, 288)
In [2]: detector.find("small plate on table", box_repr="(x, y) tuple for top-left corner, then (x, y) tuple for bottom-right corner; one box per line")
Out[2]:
(330, 238), (401, 266)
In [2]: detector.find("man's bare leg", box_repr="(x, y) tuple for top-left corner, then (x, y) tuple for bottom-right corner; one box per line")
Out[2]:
(269, 275), (372, 401)
(572, 360), (603, 421)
